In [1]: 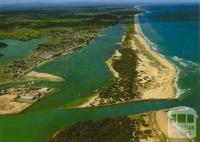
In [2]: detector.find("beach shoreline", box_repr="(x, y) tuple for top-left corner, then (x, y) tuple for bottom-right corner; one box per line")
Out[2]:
(77, 17), (177, 108)
(136, 13), (193, 142)
(134, 22), (177, 99)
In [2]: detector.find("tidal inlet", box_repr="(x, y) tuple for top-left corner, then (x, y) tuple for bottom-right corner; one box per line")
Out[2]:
(0, 0), (199, 142)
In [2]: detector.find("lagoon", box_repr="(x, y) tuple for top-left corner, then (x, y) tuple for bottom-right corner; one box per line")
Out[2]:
(0, 4), (199, 141)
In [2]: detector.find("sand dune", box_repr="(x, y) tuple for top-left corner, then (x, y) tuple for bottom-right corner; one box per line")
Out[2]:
(134, 23), (177, 99)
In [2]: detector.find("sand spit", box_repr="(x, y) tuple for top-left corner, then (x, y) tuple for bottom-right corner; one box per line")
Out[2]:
(106, 50), (122, 78)
(79, 94), (99, 108)
(77, 22), (177, 108)
(25, 71), (65, 82)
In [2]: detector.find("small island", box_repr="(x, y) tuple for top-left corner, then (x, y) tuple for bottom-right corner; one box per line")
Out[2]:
(0, 42), (8, 48)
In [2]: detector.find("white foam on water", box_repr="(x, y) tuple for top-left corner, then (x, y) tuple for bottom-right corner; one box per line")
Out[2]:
(186, 60), (200, 67)
(136, 14), (185, 99)
(174, 66), (191, 98)
(179, 62), (188, 67)
(135, 15), (158, 51)
(174, 67), (181, 98)
(171, 56), (183, 62)
(135, 5), (145, 11)
(171, 56), (200, 68)
(171, 56), (189, 67)
(136, 8), (198, 141)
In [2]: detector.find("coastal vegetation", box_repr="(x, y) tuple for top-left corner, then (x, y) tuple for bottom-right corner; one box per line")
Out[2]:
(82, 19), (141, 106)
(50, 8), (177, 142)
(80, 12), (177, 107)
(100, 47), (139, 102)
(0, 3), (197, 142)
(0, 6), (140, 115)
(50, 113), (166, 142)
(0, 7), (139, 81)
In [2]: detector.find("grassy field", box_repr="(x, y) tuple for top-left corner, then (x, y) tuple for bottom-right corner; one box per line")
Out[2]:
(0, 7), (139, 40)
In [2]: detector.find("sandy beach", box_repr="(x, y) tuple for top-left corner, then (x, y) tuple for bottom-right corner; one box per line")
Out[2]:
(134, 23), (177, 99)
(25, 71), (65, 82)
(106, 50), (122, 78)
(75, 21), (186, 142)
(0, 94), (30, 115)
(78, 21), (177, 108)
(133, 23), (192, 141)
(79, 94), (99, 108)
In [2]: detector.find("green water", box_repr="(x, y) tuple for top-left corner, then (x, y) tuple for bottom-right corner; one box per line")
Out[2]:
(0, 24), (198, 142)
(0, 38), (47, 65)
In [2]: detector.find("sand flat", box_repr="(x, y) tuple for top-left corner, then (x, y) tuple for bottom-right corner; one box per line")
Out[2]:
(25, 71), (65, 82)
(0, 94), (30, 115)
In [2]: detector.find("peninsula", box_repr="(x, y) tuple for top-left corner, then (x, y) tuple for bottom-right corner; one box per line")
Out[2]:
(0, 5), (142, 115)
(0, 7), (135, 115)
(0, 2), (198, 142)
(51, 11), (183, 142)
(79, 16), (177, 107)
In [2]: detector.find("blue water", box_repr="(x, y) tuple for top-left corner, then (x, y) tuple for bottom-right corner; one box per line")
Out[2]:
(0, 4), (199, 142)
(138, 3), (200, 139)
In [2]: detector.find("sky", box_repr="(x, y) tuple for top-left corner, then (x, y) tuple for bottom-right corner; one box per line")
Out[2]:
(0, 0), (199, 4)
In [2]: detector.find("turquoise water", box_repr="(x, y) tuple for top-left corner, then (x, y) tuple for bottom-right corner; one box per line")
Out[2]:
(0, 38), (47, 65)
(0, 24), (130, 142)
(0, 4), (199, 142)
(0, 23), (184, 142)
(138, 3), (200, 138)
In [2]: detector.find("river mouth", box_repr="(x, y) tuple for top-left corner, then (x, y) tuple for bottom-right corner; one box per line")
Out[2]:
(0, 24), (127, 142)
(0, 23), (194, 142)
(0, 4), (199, 141)
(0, 23), (173, 142)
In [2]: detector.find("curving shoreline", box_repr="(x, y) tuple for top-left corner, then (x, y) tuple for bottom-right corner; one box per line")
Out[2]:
(136, 15), (192, 142)
(134, 22), (177, 99)
(78, 18), (177, 108)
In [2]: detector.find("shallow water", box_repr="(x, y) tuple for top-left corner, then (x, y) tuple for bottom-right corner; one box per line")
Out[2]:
(138, 3), (200, 139)
(0, 4), (199, 142)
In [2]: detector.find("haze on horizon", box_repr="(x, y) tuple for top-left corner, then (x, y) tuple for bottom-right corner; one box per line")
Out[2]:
(0, 0), (199, 4)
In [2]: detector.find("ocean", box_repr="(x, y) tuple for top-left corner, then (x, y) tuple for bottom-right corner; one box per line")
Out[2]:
(0, 3), (199, 142)
(138, 3), (200, 139)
